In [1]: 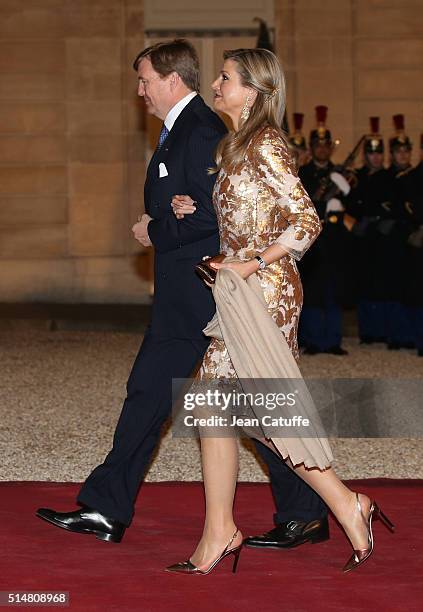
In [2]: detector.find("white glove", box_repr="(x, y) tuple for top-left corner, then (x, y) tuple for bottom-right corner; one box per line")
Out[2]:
(330, 171), (351, 195)
(325, 198), (345, 214)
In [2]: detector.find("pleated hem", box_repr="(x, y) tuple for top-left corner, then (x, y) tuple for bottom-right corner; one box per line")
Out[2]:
(271, 438), (334, 471)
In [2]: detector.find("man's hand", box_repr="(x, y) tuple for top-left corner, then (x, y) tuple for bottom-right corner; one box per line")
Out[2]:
(132, 214), (153, 247)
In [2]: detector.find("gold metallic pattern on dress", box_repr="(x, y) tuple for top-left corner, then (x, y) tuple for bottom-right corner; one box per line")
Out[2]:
(200, 126), (321, 378)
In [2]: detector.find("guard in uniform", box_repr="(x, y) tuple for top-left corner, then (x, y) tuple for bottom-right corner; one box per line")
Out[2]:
(347, 117), (392, 343)
(401, 134), (423, 356)
(289, 112), (310, 169)
(385, 114), (415, 349)
(298, 106), (352, 355)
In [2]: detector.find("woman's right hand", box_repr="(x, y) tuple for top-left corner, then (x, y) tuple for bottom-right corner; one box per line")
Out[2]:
(171, 195), (197, 219)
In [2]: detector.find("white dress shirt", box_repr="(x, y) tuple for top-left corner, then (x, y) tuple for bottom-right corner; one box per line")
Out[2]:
(164, 91), (197, 132)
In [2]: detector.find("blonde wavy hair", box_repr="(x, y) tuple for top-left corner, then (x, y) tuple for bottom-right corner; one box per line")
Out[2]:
(212, 48), (287, 173)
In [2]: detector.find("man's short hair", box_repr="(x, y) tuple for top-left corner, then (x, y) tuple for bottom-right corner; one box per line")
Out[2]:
(133, 39), (200, 92)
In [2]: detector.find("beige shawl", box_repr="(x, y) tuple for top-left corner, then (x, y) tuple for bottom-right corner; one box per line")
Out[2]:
(203, 267), (333, 470)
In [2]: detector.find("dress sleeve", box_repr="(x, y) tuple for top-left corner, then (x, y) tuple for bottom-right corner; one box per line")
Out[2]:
(253, 130), (322, 260)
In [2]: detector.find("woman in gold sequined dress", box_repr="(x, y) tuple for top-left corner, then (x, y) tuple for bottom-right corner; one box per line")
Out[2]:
(167, 49), (393, 575)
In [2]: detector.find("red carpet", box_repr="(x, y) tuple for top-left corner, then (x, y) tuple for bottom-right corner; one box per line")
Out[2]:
(1, 480), (421, 611)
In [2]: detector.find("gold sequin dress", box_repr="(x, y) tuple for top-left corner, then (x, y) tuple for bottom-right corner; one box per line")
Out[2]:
(200, 126), (322, 379)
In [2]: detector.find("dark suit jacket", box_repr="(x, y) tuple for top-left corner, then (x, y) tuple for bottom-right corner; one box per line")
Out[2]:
(145, 95), (227, 339)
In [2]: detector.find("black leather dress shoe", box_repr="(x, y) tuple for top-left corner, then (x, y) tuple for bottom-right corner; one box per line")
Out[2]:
(36, 506), (126, 543)
(388, 342), (414, 350)
(326, 346), (348, 355)
(360, 336), (375, 345)
(244, 517), (329, 549)
(360, 336), (387, 345)
(303, 345), (323, 355)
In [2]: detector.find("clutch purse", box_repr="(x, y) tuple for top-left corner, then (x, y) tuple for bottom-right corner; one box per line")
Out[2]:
(195, 254), (226, 284)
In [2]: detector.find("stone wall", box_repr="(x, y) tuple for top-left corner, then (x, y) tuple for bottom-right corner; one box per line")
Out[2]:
(2, 0), (423, 304)
(0, 0), (148, 303)
(276, 0), (423, 165)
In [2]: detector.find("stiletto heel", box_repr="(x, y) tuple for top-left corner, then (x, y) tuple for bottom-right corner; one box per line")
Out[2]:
(374, 504), (395, 532)
(166, 529), (243, 575)
(343, 493), (394, 573)
(232, 546), (242, 573)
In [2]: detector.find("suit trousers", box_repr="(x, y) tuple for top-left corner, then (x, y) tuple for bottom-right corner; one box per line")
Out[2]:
(77, 327), (209, 525)
(253, 440), (328, 523)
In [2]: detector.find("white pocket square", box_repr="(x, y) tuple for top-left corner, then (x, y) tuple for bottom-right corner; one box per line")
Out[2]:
(159, 162), (168, 178)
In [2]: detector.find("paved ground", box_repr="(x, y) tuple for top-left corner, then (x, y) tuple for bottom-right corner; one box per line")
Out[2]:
(0, 330), (421, 482)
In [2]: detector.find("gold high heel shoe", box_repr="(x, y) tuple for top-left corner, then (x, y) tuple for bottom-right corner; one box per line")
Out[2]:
(343, 492), (395, 573)
(165, 529), (242, 575)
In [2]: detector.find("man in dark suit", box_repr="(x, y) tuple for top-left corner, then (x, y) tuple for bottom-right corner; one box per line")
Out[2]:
(36, 39), (226, 542)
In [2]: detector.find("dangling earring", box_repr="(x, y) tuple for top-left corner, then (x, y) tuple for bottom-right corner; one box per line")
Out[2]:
(240, 94), (251, 123)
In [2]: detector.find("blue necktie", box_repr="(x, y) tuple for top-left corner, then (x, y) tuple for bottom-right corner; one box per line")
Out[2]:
(157, 124), (169, 150)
